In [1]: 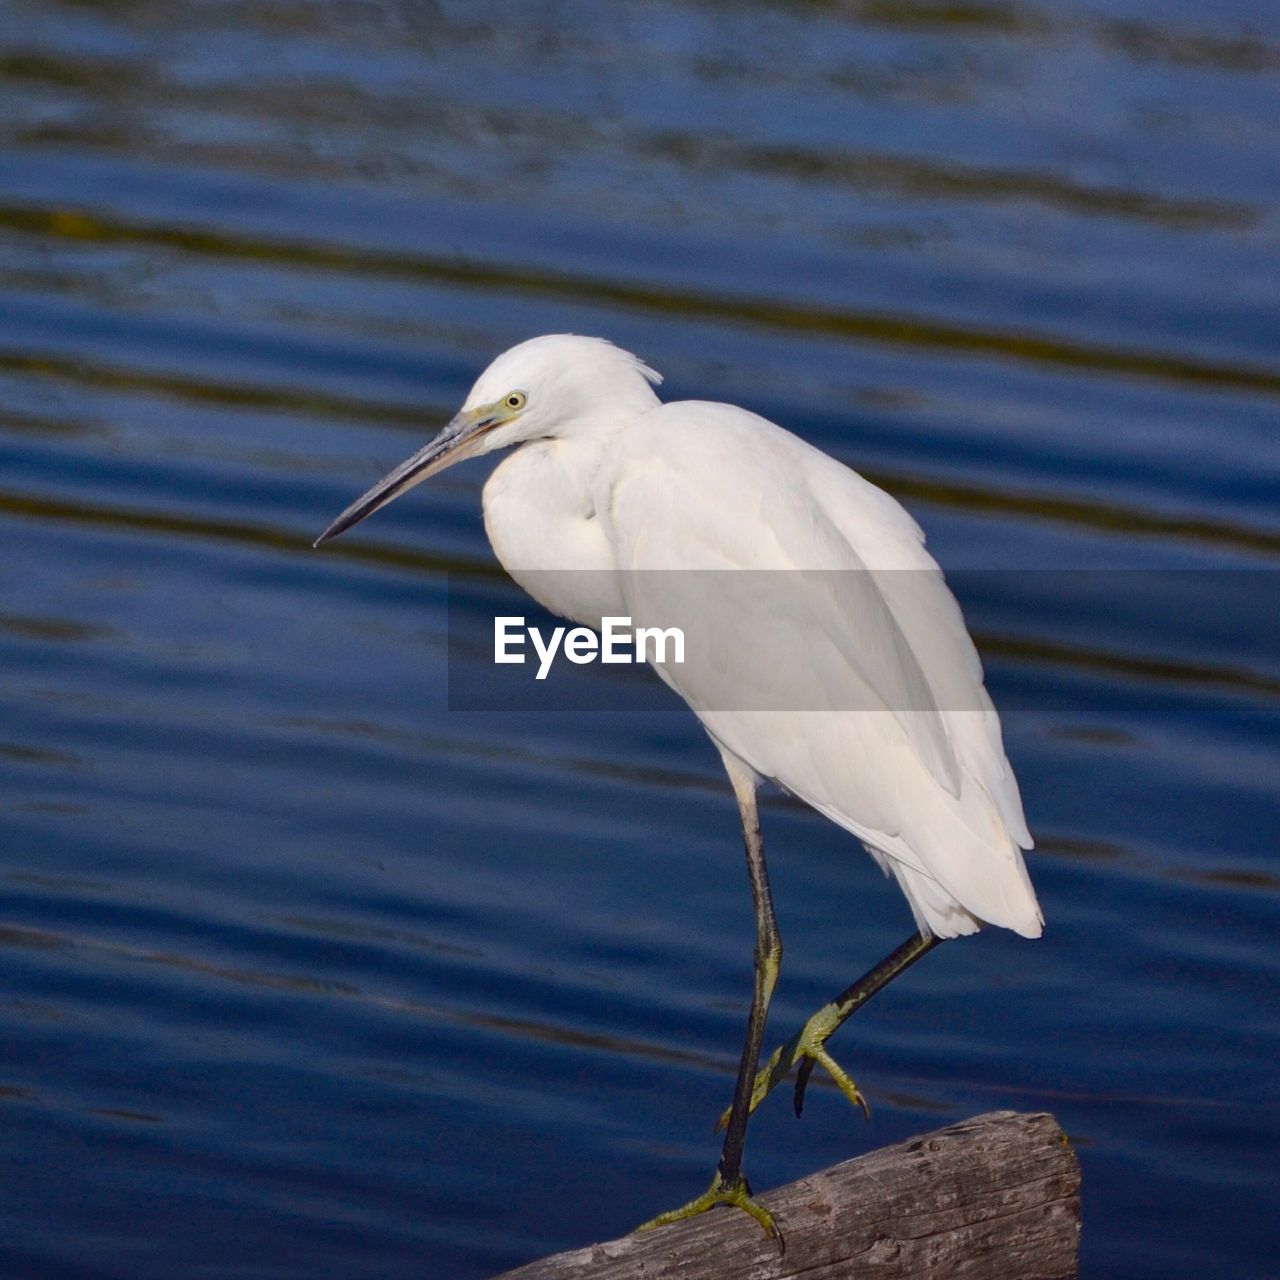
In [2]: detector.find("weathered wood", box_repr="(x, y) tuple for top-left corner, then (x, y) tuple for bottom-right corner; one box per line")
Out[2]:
(494, 1111), (1080, 1280)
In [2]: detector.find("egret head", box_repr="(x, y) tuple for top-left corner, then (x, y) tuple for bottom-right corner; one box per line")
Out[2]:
(314, 335), (662, 547)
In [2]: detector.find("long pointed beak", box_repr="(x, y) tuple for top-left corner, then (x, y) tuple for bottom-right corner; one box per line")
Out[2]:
(314, 411), (490, 547)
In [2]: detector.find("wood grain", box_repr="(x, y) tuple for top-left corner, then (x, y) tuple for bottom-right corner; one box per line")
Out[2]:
(493, 1111), (1081, 1280)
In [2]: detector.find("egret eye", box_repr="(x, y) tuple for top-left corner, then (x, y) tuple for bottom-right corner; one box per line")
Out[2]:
(504, 391), (527, 411)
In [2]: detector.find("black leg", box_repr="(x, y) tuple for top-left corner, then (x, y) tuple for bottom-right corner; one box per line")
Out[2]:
(718, 929), (943, 1129)
(792, 931), (940, 1115)
(717, 772), (782, 1184)
(635, 763), (784, 1238)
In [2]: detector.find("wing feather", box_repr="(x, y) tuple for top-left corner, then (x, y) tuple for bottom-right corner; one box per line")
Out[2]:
(596, 401), (1041, 938)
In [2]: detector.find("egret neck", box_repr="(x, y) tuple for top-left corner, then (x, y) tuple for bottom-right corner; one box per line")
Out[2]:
(483, 411), (653, 631)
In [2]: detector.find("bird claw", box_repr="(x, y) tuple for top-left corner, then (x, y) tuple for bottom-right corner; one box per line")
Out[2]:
(793, 1044), (870, 1120)
(634, 1172), (781, 1245)
(715, 1020), (870, 1128)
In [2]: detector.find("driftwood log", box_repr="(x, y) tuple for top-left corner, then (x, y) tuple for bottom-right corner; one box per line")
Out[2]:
(494, 1111), (1080, 1280)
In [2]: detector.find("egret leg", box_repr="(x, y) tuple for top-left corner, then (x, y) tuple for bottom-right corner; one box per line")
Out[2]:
(636, 765), (783, 1240)
(718, 931), (940, 1129)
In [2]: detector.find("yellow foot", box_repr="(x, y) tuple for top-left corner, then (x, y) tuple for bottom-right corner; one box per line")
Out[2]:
(634, 1172), (779, 1241)
(715, 1008), (870, 1129)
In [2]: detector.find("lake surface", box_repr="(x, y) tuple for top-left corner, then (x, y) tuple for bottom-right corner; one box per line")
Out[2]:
(1, 2), (1278, 1276)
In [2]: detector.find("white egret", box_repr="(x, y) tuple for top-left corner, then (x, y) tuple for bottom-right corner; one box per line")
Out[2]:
(315, 335), (1041, 1238)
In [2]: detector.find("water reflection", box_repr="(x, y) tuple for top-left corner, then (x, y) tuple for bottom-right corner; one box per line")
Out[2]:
(7, 201), (1277, 395)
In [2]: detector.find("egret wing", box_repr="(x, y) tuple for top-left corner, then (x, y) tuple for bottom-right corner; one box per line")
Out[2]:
(597, 401), (1040, 938)
(600, 404), (961, 795)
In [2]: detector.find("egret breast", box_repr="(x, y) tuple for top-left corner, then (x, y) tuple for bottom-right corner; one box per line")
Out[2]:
(482, 439), (626, 628)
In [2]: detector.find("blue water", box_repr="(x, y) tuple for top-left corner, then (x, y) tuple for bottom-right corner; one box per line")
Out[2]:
(1, 3), (1277, 1276)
